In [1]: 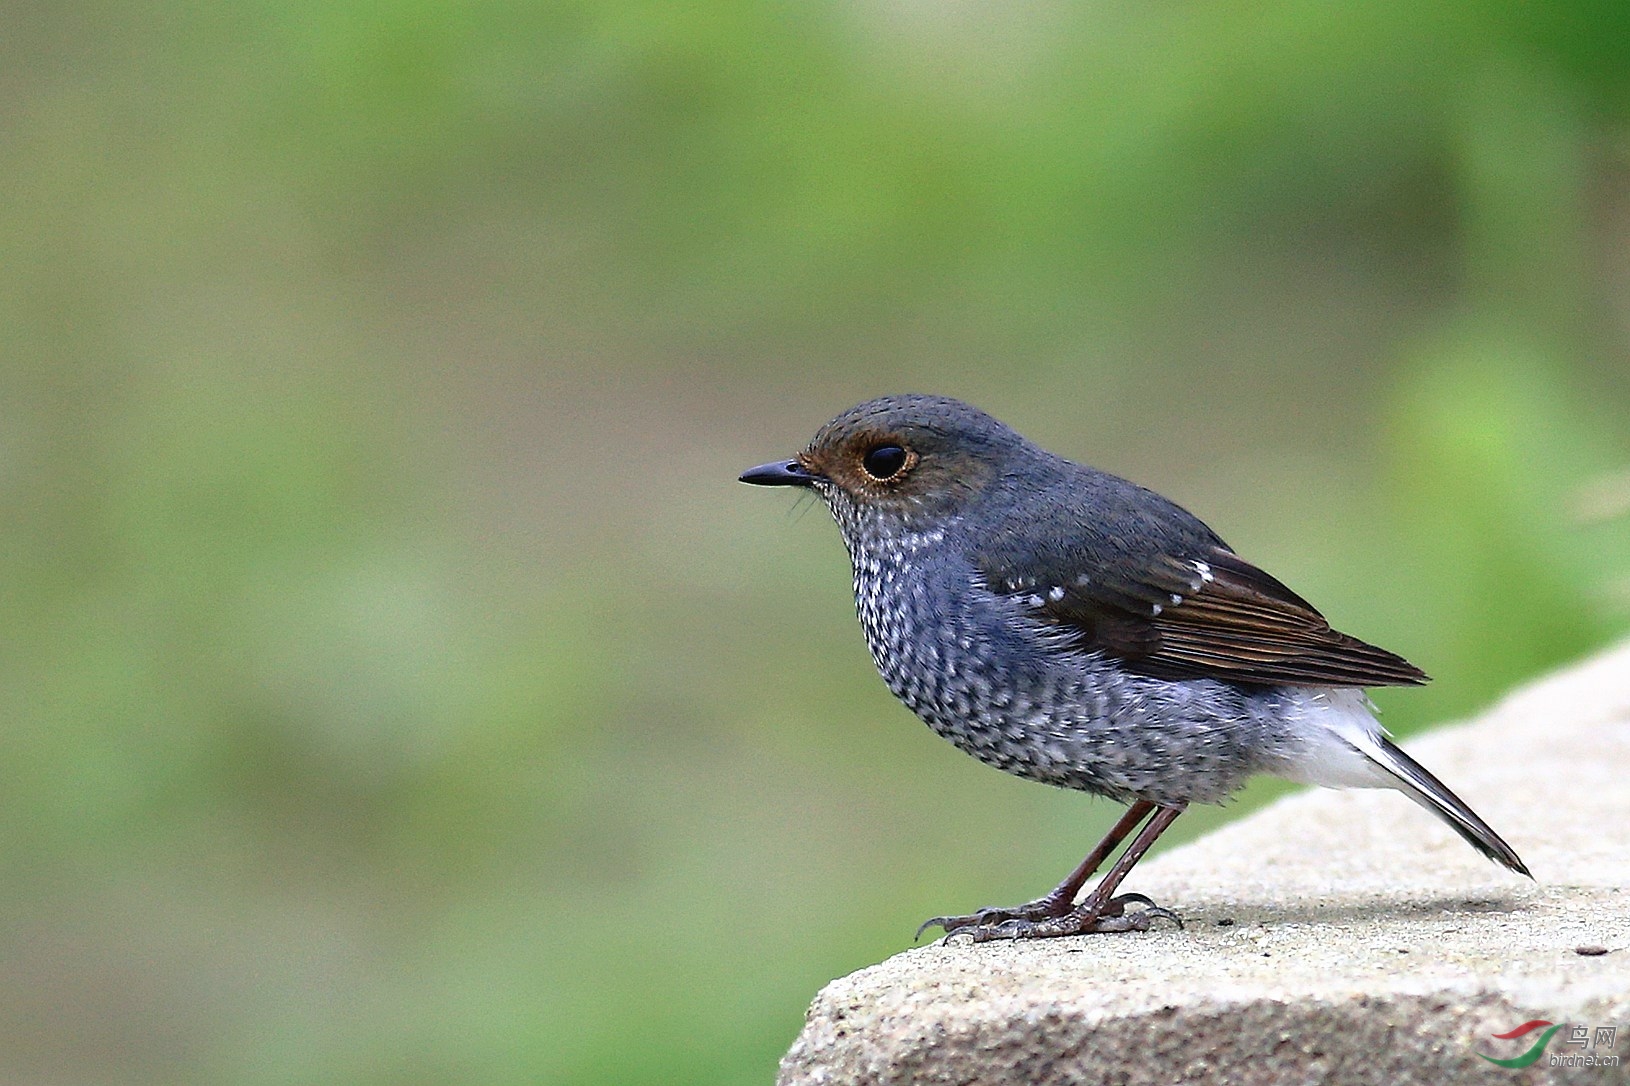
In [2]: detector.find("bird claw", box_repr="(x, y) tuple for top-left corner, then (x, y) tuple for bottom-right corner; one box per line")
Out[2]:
(1088, 893), (1184, 932)
(935, 893), (1182, 942)
(915, 896), (1072, 941)
(915, 915), (961, 941)
(915, 908), (1019, 941)
(1098, 892), (1184, 928)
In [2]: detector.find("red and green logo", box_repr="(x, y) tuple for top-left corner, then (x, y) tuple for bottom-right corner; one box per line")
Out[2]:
(1478, 1021), (1563, 1068)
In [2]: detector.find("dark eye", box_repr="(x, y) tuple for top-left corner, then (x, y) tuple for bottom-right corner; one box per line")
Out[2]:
(861, 444), (909, 480)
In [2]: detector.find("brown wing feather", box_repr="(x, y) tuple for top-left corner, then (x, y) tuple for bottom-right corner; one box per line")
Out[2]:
(1020, 547), (1428, 688)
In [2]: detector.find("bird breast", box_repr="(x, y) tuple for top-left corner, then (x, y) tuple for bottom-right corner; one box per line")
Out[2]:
(834, 515), (1278, 807)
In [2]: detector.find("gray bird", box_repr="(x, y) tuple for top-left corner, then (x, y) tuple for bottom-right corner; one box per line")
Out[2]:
(740, 394), (1529, 941)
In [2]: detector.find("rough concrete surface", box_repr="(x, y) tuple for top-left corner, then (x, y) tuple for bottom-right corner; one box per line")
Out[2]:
(779, 642), (1630, 1085)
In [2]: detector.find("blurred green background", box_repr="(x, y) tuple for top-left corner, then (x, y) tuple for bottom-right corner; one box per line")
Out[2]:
(5, 1), (1630, 1083)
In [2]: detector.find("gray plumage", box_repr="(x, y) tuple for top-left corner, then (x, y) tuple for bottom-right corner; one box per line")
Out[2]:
(837, 492), (1279, 805)
(741, 394), (1528, 941)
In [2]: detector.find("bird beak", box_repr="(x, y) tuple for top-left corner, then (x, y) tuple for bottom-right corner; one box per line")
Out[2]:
(739, 459), (823, 487)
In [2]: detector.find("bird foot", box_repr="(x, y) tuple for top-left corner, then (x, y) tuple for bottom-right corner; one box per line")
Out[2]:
(938, 893), (1182, 943)
(915, 891), (1075, 941)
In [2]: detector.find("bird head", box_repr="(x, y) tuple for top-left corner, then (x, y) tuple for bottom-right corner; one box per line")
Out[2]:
(740, 395), (1029, 528)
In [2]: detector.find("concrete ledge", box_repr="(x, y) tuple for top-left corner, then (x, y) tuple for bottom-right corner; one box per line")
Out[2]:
(779, 642), (1630, 1085)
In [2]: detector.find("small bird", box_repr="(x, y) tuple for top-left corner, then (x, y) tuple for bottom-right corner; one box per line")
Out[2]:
(741, 394), (1529, 942)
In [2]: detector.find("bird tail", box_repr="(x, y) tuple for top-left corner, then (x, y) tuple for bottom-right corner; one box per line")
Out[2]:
(1366, 735), (1531, 878)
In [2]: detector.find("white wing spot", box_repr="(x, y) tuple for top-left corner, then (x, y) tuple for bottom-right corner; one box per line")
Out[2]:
(1027, 594), (1045, 608)
(1151, 603), (1163, 616)
(1074, 573), (1092, 586)
(1047, 586), (1065, 602)
(1170, 593), (1182, 605)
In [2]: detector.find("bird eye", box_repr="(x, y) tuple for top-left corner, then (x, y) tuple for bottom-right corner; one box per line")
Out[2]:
(861, 444), (909, 480)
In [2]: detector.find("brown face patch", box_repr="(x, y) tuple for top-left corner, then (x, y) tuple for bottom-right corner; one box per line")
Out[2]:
(800, 429), (921, 498)
(797, 395), (1011, 517)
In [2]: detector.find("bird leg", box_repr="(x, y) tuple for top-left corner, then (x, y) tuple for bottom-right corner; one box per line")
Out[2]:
(916, 801), (1157, 940)
(958, 803), (1187, 941)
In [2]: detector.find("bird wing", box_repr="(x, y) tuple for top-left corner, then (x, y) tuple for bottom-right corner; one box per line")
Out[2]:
(976, 483), (1428, 688)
